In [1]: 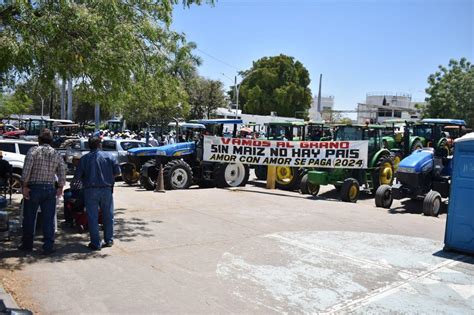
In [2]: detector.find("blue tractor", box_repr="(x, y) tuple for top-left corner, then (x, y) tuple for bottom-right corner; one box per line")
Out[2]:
(374, 148), (452, 217)
(129, 119), (250, 190)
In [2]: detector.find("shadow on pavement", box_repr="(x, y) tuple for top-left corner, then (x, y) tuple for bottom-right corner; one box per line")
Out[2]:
(0, 205), (156, 271)
(432, 250), (474, 265)
(388, 199), (447, 215)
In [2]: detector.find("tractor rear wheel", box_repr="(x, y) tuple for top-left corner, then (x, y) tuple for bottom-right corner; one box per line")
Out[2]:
(340, 178), (360, 203)
(299, 174), (320, 196)
(372, 155), (394, 192)
(254, 165), (267, 180)
(423, 191), (442, 217)
(275, 166), (301, 191)
(163, 159), (193, 190)
(214, 163), (249, 188)
(139, 160), (158, 191)
(375, 185), (393, 208)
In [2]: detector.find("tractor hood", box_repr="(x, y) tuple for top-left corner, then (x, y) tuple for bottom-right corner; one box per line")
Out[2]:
(397, 149), (433, 174)
(128, 142), (195, 157)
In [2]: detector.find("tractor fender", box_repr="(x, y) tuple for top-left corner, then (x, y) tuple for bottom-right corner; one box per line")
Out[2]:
(382, 136), (395, 149)
(370, 149), (391, 168)
(436, 137), (448, 149)
(408, 136), (423, 148)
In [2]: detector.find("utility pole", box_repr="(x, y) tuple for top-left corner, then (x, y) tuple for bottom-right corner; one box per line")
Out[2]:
(67, 77), (73, 120)
(60, 78), (66, 119)
(234, 76), (239, 119)
(95, 102), (100, 132)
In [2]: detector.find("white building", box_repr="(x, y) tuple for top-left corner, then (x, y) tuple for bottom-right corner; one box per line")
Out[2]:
(357, 92), (421, 124)
(214, 107), (303, 132)
(308, 95), (335, 121)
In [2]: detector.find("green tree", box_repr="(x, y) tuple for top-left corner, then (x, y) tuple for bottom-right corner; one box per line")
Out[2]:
(1, 1), (212, 115)
(424, 58), (474, 126)
(187, 76), (227, 119)
(0, 91), (32, 118)
(235, 54), (312, 117)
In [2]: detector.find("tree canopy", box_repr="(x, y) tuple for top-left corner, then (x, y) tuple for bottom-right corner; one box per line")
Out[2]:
(424, 58), (474, 126)
(236, 54), (312, 117)
(0, 0), (211, 119)
(186, 76), (227, 120)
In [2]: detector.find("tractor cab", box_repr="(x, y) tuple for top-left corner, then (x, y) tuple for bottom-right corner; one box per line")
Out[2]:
(265, 121), (306, 141)
(306, 121), (332, 141)
(413, 118), (466, 156)
(195, 119), (242, 138)
(333, 124), (385, 156)
(167, 122), (206, 143)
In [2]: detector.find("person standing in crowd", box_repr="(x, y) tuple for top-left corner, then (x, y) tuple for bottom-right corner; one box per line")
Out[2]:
(76, 137), (121, 250)
(18, 129), (66, 255)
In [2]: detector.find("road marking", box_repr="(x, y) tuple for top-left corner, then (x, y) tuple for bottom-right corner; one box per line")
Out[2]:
(268, 234), (413, 275)
(321, 254), (466, 314)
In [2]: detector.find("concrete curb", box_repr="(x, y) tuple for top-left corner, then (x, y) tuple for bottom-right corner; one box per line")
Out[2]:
(0, 283), (19, 309)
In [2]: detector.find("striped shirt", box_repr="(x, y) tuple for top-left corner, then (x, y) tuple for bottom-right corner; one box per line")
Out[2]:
(21, 144), (66, 187)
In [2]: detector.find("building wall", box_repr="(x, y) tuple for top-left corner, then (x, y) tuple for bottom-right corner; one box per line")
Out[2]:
(308, 95), (335, 121)
(357, 93), (421, 123)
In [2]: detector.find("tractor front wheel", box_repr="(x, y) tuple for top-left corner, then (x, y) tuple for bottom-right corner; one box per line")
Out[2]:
(299, 174), (320, 196)
(375, 185), (393, 208)
(423, 191), (442, 217)
(122, 164), (139, 185)
(139, 160), (158, 191)
(275, 166), (301, 191)
(340, 178), (360, 203)
(214, 163), (249, 188)
(163, 159), (193, 190)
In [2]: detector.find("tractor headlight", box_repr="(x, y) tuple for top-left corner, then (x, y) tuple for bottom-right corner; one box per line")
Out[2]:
(397, 167), (416, 174)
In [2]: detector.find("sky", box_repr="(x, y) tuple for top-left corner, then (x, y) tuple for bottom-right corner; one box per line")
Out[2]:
(172, 0), (473, 113)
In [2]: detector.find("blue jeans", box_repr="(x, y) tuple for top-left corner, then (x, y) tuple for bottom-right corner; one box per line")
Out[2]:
(22, 184), (57, 251)
(84, 188), (114, 248)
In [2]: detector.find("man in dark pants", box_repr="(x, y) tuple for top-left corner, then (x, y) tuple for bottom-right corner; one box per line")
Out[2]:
(19, 129), (66, 255)
(76, 137), (121, 250)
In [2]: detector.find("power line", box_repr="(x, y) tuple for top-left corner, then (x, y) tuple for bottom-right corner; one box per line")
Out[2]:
(195, 48), (240, 71)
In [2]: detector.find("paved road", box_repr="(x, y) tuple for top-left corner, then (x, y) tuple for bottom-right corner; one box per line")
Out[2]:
(1, 176), (473, 314)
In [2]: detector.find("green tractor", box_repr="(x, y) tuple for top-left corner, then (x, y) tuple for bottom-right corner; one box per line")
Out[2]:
(381, 119), (421, 170)
(412, 119), (467, 156)
(301, 124), (394, 202)
(306, 121), (332, 141)
(254, 121), (306, 190)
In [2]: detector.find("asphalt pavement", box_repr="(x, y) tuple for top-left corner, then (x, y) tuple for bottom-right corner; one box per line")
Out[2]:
(0, 174), (473, 314)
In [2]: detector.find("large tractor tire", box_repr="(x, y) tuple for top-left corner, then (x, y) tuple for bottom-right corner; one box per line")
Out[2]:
(139, 160), (158, 191)
(423, 191), (442, 217)
(213, 163), (249, 188)
(340, 178), (360, 203)
(163, 159), (193, 190)
(299, 174), (320, 196)
(275, 166), (301, 191)
(375, 184), (393, 209)
(410, 140), (423, 152)
(372, 155), (394, 192)
(254, 165), (268, 180)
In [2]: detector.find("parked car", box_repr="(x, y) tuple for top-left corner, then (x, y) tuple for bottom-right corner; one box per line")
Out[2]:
(60, 138), (147, 173)
(0, 139), (39, 193)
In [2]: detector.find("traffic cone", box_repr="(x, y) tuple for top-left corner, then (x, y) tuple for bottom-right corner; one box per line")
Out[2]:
(155, 163), (166, 193)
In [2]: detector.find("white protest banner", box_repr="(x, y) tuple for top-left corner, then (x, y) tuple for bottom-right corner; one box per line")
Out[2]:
(203, 136), (369, 168)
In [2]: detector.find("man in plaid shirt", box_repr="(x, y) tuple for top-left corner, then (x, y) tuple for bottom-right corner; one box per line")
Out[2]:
(18, 129), (66, 255)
